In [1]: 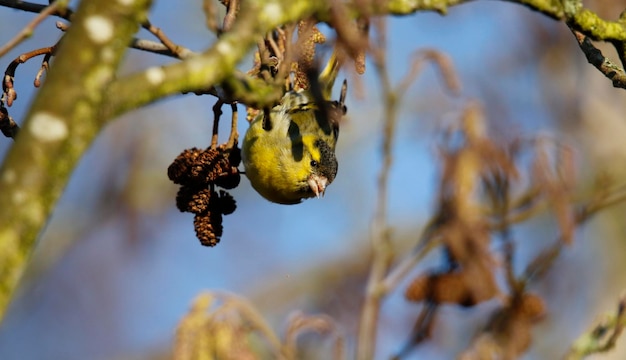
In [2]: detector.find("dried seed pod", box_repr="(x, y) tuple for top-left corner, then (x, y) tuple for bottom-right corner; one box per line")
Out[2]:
(168, 147), (203, 184)
(405, 272), (469, 305)
(168, 144), (241, 247)
(176, 184), (199, 213)
(189, 188), (213, 214)
(204, 152), (231, 182)
(191, 148), (220, 183)
(517, 293), (546, 321)
(214, 169), (241, 190)
(217, 190), (237, 215)
(194, 211), (223, 247)
(228, 146), (242, 167)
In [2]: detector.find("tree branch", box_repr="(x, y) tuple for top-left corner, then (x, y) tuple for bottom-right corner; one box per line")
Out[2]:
(571, 29), (626, 89)
(102, 0), (327, 120)
(0, 0), (66, 58)
(0, 0), (151, 323)
(0, 0), (72, 21)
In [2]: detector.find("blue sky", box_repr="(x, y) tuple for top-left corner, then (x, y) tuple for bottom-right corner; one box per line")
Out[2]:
(1, 1), (624, 359)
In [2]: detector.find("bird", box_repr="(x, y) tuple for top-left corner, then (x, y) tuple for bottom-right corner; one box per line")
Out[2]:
(242, 55), (347, 204)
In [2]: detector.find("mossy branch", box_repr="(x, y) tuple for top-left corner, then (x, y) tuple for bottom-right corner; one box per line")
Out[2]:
(565, 292), (626, 359)
(0, 0), (151, 322)
(102, 0), (328, 120)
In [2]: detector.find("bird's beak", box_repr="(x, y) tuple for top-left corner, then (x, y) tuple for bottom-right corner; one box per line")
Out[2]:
(308, 175), (328, 198)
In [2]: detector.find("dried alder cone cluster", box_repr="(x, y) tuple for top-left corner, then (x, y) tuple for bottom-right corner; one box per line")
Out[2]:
(167, 144), (240, 246)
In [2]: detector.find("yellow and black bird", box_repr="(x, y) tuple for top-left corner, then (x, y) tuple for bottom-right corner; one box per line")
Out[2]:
(242, 56), (347, 204)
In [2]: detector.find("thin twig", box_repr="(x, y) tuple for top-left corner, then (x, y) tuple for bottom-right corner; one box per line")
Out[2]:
(566, 292), (626, 359)
(227, 103), (238, 148)
(256, 38), (274, 82)
(488, 172), (522, 294)
(0, 0), (72, 21)
(266, 35), (282, 61)
(129, 38), (180, 57)
(212, 100), (224, 149)
(397, 49), (461, 96)
(356, 18), (396, 360)
(33, 52), (51, 87)
(392, 302), (438, 359)
(3, 46), (56, 106)
(328, 1), (369, 62)
(274, 24), (295, 89)
(283, 312), (346, 360)
(203, 0), (220, 34)
(55, 20), (184, 59)
(0, 1), (61, 58)
(521, 181), (626, 285)
(571, 29), (626, 89)
(379, 231), (440, 295)
(577, 183), (626, 222)
(142, 20), (193, 59)
(222, 0), (238, 33)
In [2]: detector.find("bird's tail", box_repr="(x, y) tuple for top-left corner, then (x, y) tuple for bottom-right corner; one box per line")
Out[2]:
(319, 50), (340, 100)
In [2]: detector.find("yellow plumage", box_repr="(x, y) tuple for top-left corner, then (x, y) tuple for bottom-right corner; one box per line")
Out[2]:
(242, 56), (346, 204)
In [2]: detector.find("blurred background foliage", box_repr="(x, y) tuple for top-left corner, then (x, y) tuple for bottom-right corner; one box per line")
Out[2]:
(1, 0), (626, 359)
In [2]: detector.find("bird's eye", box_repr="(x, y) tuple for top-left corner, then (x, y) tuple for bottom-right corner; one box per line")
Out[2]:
(310, 160), (318, 167)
